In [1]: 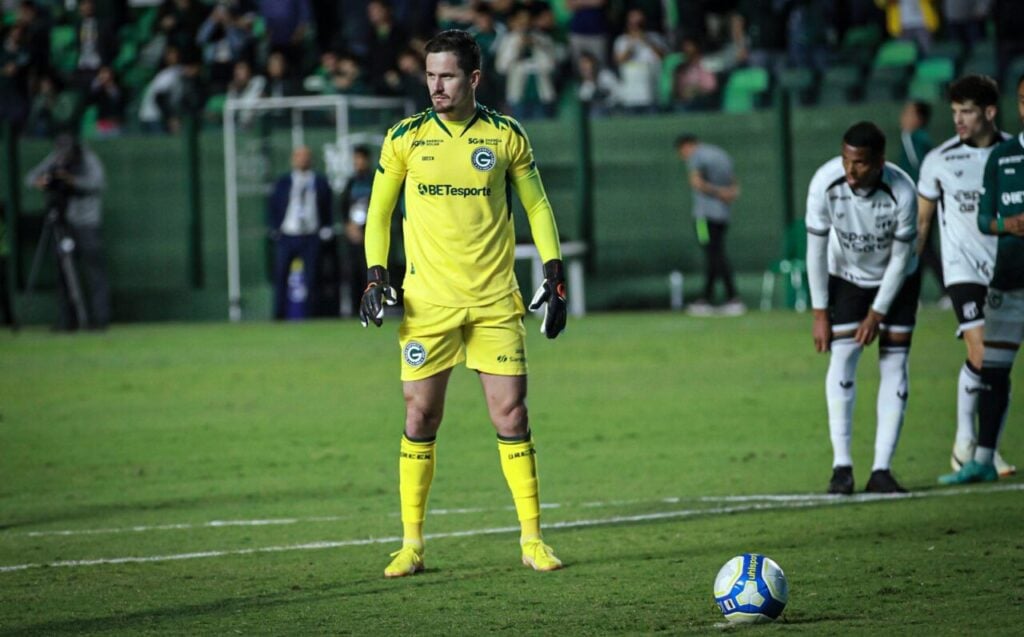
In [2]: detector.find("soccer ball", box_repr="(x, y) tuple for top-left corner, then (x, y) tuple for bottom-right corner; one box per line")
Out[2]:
(713, 553), (788, 623)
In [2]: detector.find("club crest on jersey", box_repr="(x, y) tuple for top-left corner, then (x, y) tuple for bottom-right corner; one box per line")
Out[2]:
(471, 146), (496, 171)
(404, 341), (427, 367)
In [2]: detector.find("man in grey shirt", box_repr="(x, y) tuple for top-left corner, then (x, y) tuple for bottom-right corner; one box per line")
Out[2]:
(26, 134), (110, 330)
(675, 133), (744, 315)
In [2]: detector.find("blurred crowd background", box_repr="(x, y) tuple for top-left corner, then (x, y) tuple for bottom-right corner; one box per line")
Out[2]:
(1, 0), (1021, 139)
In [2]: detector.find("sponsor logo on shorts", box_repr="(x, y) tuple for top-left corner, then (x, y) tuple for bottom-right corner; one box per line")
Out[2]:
(988, 291), (1003, 310)
(471, 146), (496, 171)
(404, 341), (427, 367)
(496, 350), (526, 364)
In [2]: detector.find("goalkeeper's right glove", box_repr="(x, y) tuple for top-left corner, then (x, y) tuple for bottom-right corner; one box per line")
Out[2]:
(359, 265), (398, 327)
(528, 258), (567, 339)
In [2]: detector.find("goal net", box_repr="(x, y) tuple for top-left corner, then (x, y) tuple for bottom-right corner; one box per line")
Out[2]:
(221, 94), (413, 321)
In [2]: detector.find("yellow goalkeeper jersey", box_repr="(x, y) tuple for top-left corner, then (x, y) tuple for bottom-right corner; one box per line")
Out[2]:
(365, 105), (561, 308)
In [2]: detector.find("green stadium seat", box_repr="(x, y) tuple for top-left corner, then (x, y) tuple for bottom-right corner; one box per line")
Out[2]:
(929, 39), (965, 66)
(839, 24), (883, 63)
(873, 39), (918, 69)
(761, 220), (808, 311)
(204, 93), (227, 118)
(721, 67), (769, 113)
(113, 40), (138, 74)
(818, 64), (863, 105)
(777, 67), (814, 104)
(80, 104), (98, 139)
(49, 25), (77, 73)
(907, 56), (955, 101)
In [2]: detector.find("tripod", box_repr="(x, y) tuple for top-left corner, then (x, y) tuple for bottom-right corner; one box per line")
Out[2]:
(24, 201), (89, 330)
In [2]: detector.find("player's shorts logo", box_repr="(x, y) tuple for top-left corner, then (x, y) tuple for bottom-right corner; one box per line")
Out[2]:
(988, 291), (1003, 309)
(471, 146), (496, 171)
(404, 341), (427, 367)
(401, 342), (425, 366)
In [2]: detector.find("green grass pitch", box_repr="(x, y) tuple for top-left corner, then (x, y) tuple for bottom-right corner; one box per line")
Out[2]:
(1, 310), (1022, 635)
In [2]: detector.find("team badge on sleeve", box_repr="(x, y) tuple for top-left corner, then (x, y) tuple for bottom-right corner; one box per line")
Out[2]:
(471, 147), (496, 171)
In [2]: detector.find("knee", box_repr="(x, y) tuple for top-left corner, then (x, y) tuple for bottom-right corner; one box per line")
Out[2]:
(404, 396), (444, 438)
(491, 400), (529, 438)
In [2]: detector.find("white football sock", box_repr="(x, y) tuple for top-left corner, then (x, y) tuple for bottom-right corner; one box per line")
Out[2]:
(826, 339), (862, 468)
(874, 347), (909, 471)
(956, 362), (983, 447)
(974, 446), (995, 465)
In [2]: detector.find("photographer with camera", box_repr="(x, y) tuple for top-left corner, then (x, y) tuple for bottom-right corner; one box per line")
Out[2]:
(25, 133), (110, 331)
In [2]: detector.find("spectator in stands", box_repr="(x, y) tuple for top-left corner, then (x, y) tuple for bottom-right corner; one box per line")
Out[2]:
(876, 0), (939, 54)
(25, 133), (110, 330)
(26, 70), (58, 136)
(0, 22), (31, 128)
(385, 48), (431, 111)
(575, 50), (618, 116)
(942, 0), (988, 52)
(566, 0), (609, 70)
(139, 44), (183, 133)
(363, 0), (410, 96)
(613, 8), (667, 114)
(196, 0), (254, 93)
(226, 58), (264, 126)
(258, 0), (312, 76)
(668, 38), (718, 112)
(267, 145), (334, 321)
(330, 52), (371, 96)
(468, 2), (506, 109)
(437, 0), (476, 30)
(157, 0), (208, 61)
(72, 0), (115, 89)
(263, 50), (299, 98)
(495, 3), (558, 119)
(15, 1), (49, 78)
(88, 66), (125, 137)
(787, 0), (832, 73)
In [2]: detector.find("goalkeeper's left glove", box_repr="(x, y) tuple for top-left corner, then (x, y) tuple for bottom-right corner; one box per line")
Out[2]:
(528, 258), (567, 339)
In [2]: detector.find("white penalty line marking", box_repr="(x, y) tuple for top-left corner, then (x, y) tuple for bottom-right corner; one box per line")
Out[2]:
(1, 482), (1022, 574)
(9, 482), (1024, 539)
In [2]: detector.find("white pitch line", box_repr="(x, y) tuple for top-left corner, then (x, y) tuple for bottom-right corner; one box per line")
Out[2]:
(1, 482), (1021, 574)
(8, 483), (1024, 539)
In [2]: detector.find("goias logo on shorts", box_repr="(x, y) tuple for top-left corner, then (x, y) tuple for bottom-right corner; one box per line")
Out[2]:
(404, 341), (427, 367)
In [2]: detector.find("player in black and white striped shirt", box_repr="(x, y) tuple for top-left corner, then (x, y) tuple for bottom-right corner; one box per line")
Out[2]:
(916, 75), (1016, 477)
(806, 122), (920, 495)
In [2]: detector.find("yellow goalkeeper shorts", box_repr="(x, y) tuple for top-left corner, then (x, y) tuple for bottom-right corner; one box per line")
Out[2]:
(398, 292), (528, 381)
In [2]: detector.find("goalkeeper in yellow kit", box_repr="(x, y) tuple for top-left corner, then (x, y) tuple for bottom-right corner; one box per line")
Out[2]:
(359, 29), (567, 577)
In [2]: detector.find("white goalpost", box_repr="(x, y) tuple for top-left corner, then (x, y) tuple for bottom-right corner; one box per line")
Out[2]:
(221, 94), (413, 321)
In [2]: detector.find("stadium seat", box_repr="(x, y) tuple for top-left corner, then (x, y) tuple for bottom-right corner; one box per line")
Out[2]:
(80, 104), (98, 139)
(113, 40), (138, 74)
(49, 25), (77, 73)
(777, 67), (814, 105)
(839, 24), (883, 63)
(929, 39), (965, 67)
(873, 40), (918, 70)
(721, 67), (769, 113)
(908, 56), (955, 101)
(818, 65), (863, 105)
(761, 220), (808, 312)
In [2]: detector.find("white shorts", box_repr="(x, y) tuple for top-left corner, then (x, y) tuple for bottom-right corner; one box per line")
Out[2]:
(983, 288), (1024, 368)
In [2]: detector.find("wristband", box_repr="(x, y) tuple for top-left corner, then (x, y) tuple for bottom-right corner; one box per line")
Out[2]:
(997, 217), (1005, 233)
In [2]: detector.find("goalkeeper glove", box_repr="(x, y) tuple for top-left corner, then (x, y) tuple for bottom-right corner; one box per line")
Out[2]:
(528, 259), (567, 339)
(359, 265), (398, 327)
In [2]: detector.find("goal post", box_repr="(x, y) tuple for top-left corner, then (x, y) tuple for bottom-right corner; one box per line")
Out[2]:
(221, 94), (413, 321)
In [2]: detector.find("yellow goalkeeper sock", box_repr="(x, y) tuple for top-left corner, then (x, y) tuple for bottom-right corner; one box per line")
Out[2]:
(399, 436), (436, 548)
(498, 434), (542, 543)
